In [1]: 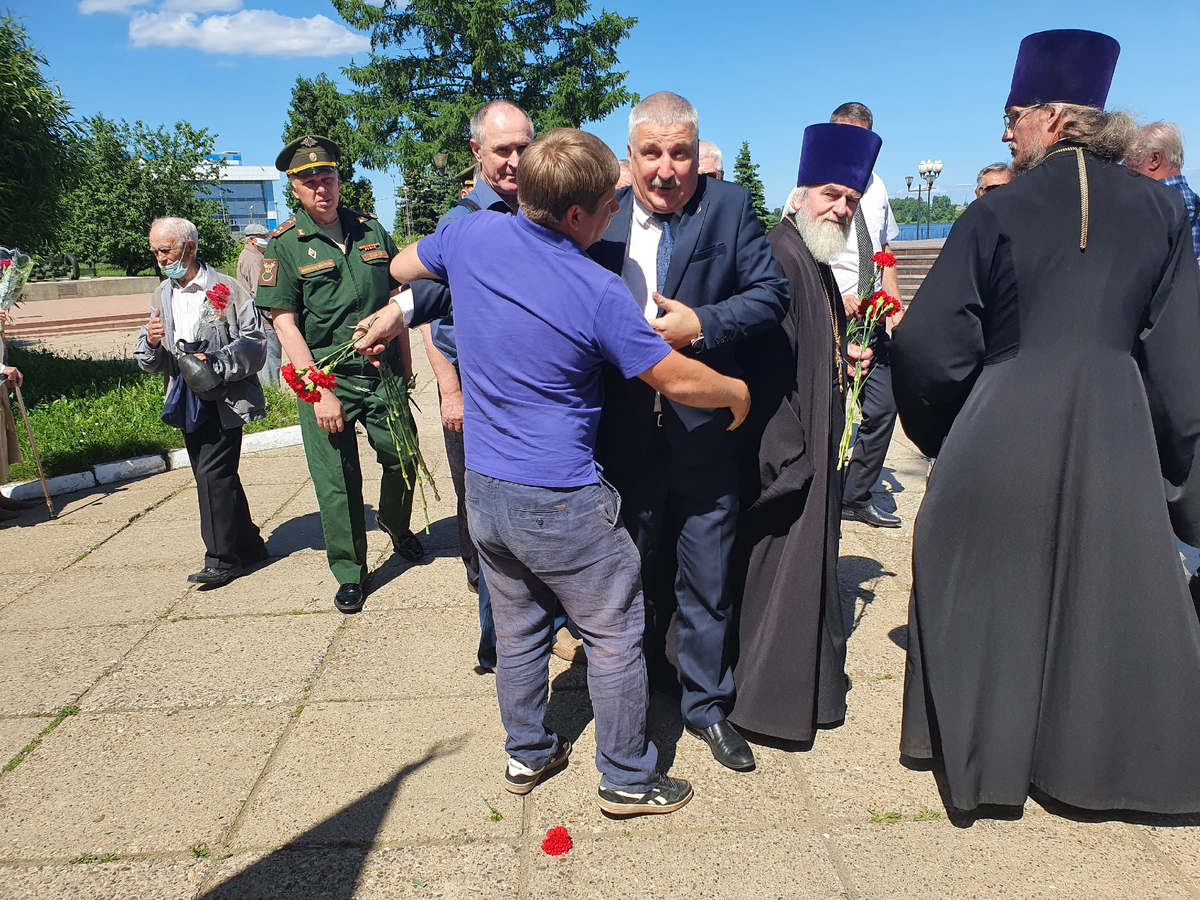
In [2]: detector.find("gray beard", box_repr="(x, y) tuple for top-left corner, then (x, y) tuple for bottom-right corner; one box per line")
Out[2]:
(1011, 139), (1048, 175)
(793, 203), (850, 264)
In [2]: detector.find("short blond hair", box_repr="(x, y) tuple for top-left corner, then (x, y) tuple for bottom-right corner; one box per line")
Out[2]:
(518, 128), (618, 227)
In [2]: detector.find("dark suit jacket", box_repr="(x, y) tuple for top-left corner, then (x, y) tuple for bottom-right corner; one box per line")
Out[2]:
(588, 176), (788, 472)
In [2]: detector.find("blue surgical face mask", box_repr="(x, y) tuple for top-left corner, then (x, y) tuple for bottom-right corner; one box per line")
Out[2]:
(161, 247), (190, 281)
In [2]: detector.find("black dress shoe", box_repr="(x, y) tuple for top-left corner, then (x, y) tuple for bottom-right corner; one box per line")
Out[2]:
(841, 503), (902, 528)
(188, 566), (243, 586)
(686, 718), (756, 772)
(377, 518), (426, 561)
(334, 582), (365, 614)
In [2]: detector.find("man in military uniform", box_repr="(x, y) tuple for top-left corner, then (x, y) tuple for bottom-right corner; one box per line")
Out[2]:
(256, 135), (423, 614)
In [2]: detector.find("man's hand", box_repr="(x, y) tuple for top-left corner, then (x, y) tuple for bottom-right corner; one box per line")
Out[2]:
(353, 303), (406, 366)
(314, 388), (347, 434)
(440, 390), (464, 433)
(728, 379), (750, 431)
(842, 292), (862, 318)
(146, 307), (165, 348)
(847, 343), (873, 377)
(1, 366), (22, 388)
(651, 293), (702, 349)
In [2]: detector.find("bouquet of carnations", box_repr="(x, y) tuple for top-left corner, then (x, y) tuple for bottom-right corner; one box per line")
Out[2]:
(281, 326), (439, 526)
(837, 251), (902, 470)
(0, 247), (34, 317)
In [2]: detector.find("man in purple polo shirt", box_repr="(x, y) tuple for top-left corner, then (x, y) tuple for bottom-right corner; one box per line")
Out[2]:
(355, 128), (750, 817)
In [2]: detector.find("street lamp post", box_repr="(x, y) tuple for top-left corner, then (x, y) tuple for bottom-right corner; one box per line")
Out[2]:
(911, 159), (943, 239)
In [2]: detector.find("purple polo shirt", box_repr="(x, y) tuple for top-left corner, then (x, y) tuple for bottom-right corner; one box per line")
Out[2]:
(417, 210), (670, 488)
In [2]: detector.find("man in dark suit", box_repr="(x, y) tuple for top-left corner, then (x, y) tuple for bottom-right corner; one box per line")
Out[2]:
(589, 91), (788, 772)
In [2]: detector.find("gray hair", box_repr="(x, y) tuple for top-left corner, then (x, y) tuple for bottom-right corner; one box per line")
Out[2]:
(1052, 104), (1137, 163)
(831, 102), (873, 129)
(628, 91), (699, 145)
(782, 186), (807, 218)
(150, 216), (198, 248)
(976, 163), (1011, 192)
(698, 140), (723, 171)
(1127, 121), (1185, 170)
(469, 100), (534, 148)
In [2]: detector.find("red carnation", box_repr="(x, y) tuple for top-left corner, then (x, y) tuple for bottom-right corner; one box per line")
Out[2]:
(541, 826), (572, 856)
(0, 259), (11, 269)
(872, 251), (897, 268)
(206, 282), (231, 312)
(308, 368), (337, 390)
(281, 363), (322, 402)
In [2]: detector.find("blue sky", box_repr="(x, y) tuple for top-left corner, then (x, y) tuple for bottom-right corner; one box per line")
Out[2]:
(12, 0), (1200, 230)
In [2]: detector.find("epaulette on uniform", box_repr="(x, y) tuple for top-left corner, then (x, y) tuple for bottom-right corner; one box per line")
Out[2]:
(270, 217), (296, 238)
(346, 209), (378, 224)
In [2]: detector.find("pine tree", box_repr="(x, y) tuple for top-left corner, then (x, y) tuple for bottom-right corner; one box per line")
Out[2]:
(331, 0), (638, 173)
(732, 141), (775, 233)
(282, 73), (376, 215)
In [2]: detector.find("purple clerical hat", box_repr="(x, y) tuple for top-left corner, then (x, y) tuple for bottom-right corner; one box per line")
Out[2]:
(1006, 29), (1120, 110)
(796, 123), (882, 195)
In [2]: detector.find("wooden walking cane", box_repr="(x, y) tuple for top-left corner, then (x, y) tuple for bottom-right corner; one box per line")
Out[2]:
(11, 384), (54, 519)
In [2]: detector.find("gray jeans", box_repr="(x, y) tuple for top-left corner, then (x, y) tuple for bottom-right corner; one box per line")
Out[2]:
(465, 470), (658, 792)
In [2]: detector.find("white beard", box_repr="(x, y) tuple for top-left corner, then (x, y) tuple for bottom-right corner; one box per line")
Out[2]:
(793, 201), (851, 264)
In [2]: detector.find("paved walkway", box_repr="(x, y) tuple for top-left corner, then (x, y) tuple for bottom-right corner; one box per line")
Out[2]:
(1, 338), (1199, 899)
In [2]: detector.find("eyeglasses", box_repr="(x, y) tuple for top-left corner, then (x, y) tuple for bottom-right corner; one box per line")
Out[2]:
(979, 183), (1006, 194)
(1003, 105), (1044, 132)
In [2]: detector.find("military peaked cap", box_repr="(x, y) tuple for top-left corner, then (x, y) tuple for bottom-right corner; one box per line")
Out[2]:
(276, 135), (342, 177)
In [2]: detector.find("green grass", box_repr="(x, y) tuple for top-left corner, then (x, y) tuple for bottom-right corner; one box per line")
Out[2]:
(869, 809), (903, 824)
(914, 808), (941, 822)
(4, 705), (80, 772)
(7, 346), (298, 483)
(69, 852), (119, 865)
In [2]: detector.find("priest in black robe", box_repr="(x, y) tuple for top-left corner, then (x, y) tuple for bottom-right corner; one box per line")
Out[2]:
(729, 124), (883, 744)
(891, 29), (1200, 813)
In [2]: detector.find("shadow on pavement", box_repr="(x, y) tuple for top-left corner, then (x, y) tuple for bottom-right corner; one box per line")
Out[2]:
(200, 735), (470, 900)
(877, 465), (906, 498)
(838, 555), (894, 633)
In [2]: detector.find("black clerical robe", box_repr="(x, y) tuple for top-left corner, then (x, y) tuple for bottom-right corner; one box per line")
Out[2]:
(727, 220), (849, 743)
(891, 144), (1200, 813)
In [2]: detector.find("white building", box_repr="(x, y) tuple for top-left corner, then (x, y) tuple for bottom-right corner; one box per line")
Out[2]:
(197, 152), (281, 234)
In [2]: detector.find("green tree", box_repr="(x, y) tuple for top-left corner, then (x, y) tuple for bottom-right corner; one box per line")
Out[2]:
(396, 164), (458, 240)
(61, 117), (233, 275)
(330, 0), (638, 173)
(281, 73), (376, 214)
(732, 141), (774, 233)
(889, 194), (961, 226)
(0, 14), (79, 253)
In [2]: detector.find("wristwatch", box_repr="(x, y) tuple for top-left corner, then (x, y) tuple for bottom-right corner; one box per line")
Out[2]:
(689, 328), (705, 351)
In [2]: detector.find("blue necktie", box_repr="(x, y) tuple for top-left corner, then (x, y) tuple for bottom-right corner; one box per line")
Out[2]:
(654, 213), (674, 295)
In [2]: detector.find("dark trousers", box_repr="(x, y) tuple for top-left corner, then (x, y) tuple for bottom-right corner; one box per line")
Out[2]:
(609, 434), (739, 729)
(183, 416), (264, 571)
(842, 356), (898, 508)
(466, 471), (658, 792)
(445, 424), (564, 669)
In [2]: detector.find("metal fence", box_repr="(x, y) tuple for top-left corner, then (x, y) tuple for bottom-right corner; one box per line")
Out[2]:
(897, 222), (954, 241)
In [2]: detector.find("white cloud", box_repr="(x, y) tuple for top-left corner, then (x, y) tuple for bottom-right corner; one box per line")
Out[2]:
(79, 0), (149, 13)
(160, 0), (244, 11)
(128, 8), (371, 57)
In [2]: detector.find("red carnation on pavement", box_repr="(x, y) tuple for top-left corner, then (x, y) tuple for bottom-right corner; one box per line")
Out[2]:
(872, 251), (897, 268)
(541, 826), (572, 856)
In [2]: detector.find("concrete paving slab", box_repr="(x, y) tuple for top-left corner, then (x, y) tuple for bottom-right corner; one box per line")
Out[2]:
(524, 829), (846, 900)
(0, 624), (152, 715)
(0, 563), (193, 630)
(0, 572), (51, 609)
(310, 607), (494, 702)
(524, 691), (811, 837)
(833, 817), (1194, 899)
(0, 716), (51, 767)
(1, 859), (210, 900)
(232, 698), (521, 849)
(202, 844), (522, 900)
(170, 554), (336, 618)
(78, 518), (207, 569)
(799, 680), (945, 823)
(226, 457), (314, 486)
(1138, 825), (1200, 890)
(0, 523), (121, 574)
(37, 481), (188, 527)
(0, 706), (291, 858)
(358, 553), (479, 612)
(82, 614), (341, 710)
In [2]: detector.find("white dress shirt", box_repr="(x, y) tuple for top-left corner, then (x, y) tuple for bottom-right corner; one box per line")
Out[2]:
(170, 264), (217, 344)
(622, 197), (675, 321)
(831, 172), (900, 296)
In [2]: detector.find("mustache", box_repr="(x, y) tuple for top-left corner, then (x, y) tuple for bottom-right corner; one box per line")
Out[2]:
(650, 175), (680, 190)
(820, 211), (851, 230)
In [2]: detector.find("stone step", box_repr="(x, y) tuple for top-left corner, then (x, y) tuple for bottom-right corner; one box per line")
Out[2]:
(7, 313), (146, 339)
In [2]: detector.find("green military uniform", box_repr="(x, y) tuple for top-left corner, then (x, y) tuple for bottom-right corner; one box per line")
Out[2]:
(256, 137), (415, 587)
